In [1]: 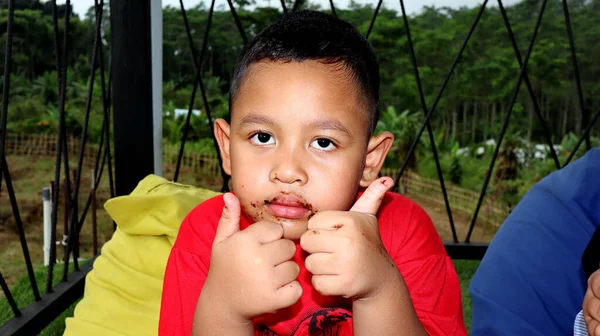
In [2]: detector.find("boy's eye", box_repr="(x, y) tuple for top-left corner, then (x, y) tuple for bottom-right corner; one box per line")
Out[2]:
(250, 132), (275, 145)
(310, 138), (336, 151)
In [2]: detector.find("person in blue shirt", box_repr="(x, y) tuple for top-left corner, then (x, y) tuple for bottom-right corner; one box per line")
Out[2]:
(469, 148), (600, 335)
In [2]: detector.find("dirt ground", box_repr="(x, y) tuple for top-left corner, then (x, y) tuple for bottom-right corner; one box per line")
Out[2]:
(412, 196), (498, 243)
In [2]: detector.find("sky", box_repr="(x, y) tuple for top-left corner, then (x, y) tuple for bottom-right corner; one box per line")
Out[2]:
(64, 0), (521, 18)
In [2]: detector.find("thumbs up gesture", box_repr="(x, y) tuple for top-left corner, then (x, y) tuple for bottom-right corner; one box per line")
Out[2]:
(203, 193), (303, 321)
(300, 177), (397, 300)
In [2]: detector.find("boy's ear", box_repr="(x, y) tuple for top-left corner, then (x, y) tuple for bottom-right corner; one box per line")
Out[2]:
(360, 131), (394, 187)
(214, 118), (232, 176)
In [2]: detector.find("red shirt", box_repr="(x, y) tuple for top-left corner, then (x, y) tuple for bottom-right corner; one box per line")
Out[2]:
(159, 192), (466, 336)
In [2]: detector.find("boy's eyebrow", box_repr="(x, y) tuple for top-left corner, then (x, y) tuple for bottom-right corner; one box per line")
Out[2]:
(238, 114), (276, 127)
(238, 114), (353, 138)
(305, 118), (353, 138)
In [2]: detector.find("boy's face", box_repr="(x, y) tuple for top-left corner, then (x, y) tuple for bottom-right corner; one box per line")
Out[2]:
(215, 60), (393, 240)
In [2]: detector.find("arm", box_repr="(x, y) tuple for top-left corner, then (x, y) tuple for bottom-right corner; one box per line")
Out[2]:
(469, 149), (600, 335)
(469, 187), (590, 335)
(192, 284), (254, 336)
(190, 193), (302, 336)
(301, 178), (461, 335)
(159, 196), (252, 336)
(352, 267), (427, 335)
(386, 201), (466, 336)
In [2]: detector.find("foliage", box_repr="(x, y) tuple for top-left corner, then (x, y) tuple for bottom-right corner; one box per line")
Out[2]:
(0, 1), (597, 211)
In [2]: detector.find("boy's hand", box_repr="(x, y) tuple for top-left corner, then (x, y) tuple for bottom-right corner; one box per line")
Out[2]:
(203, 193), (303, 321)
(300, 177), (397, 300)
(584, 269), (600, 335)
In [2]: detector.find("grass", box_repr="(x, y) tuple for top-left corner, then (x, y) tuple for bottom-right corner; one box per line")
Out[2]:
(453, 259), (480, 333)
(0, 262), (81, 335)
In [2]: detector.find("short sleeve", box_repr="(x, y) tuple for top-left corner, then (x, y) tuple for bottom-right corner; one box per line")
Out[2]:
(158, 196), (223, 336)
(380, 194), (467, 336)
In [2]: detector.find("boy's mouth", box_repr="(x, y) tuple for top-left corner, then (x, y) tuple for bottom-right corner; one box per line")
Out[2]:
(264, 194), (313, 220)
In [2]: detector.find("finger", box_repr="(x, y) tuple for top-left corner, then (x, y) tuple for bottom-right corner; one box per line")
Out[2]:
(586, 318), (600, 336)
(262, 239), (297, 265)
(274, 280), (303, 309)
(350, 176), (394, 215)
(214, 193), (241, 244)
(584, 291), (600, 322)
(244, 221), (284, 244)
(590, 270), (600, 299)
(305, 252), (339, 276)
(311, 275), (345, 297)
(307, 211), (350, 230)
(272, 261), (301, 288)
(300, 229), (339, 254)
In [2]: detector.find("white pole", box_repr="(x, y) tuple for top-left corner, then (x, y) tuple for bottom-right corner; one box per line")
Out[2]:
(42, 187), (52, 266)
(151, 0), (163, 176)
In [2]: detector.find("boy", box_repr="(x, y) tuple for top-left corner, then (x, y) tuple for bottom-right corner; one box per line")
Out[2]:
(159, 10), (466, 336)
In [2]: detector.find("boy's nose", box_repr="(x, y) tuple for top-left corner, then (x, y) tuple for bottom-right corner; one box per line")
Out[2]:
(269, 150), (308, 185)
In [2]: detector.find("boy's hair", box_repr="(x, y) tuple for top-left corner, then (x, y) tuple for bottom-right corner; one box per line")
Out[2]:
(230, 10), (381, 135)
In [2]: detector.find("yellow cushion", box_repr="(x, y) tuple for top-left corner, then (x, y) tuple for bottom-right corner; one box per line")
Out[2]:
(63, 174), (220, 336)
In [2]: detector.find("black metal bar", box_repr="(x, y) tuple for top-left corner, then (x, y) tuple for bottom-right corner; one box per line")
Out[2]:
(175, 0), (224, 189)
(398, 0), (458, 243)
(110, 0), (155, 197)
(0, 0), (15, 194)
(102, 54), (115, 199)
(0, 257), (97, 336)
(394, 0), (489, 185)
(497, 0), (560, 170)
(93, 120), (107, 181)
(365, 0), (383, 40)
(466, 0), (548, 243)
(62, 0), (104, 280)
(291, 0), (303, 12)
(58, 0), (74, 235)
(565, 108), (600, 166)
(561, 0), (591, 150)
(1, 156), (41, 301)
(77, 147), (108, 234)
(47, 0), (74, 293)
(444, 242), (488, 260)
(328, 0), (337, 18)
(279, 0), (288, 14)
(226, 0), (248, 45)
(78, 47), (112, 233)
(0, 270), (20, 317)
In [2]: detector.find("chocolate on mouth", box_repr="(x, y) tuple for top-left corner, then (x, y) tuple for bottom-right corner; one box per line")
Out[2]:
(262, 193), (314, 220)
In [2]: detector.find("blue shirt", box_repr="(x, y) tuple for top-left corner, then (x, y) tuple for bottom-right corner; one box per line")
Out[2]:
(469, 148), (600, 335)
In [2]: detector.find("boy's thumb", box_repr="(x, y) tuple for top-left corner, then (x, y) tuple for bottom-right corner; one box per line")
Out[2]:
(215, 193), (241, 243)
(350, 177), (394, 216)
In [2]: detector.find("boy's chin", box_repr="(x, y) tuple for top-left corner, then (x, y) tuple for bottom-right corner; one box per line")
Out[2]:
(278, 219), (309, 241)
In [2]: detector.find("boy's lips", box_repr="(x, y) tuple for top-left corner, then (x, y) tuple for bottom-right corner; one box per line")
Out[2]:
(265, 194), (312, 220)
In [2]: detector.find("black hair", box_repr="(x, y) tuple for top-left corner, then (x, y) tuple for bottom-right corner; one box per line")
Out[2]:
(230, 10), (380, 135)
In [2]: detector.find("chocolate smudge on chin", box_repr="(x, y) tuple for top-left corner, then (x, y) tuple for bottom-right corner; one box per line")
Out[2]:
(333, 223), (344, 229)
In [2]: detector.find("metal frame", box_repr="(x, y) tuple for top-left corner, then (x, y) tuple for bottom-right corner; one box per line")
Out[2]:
(0, 257), (97, 336)
(110, 0), (156, 197)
